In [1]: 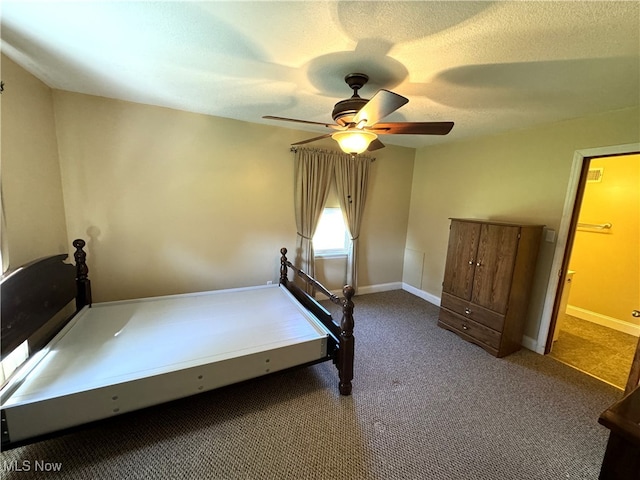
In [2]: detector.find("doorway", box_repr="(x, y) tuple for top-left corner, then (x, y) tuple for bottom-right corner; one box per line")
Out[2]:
(545, 151), (640, 390)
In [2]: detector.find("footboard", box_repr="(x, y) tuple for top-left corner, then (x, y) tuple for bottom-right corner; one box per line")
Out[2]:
(278, 248), (354, 395)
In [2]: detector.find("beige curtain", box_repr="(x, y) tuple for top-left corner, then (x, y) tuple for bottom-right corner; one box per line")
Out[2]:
(293, 148), (336, 292)
(334, 154), (371, 292)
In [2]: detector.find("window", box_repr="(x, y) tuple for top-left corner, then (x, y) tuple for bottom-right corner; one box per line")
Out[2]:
(0, 340), (29, 386)
(313, 207), (349, 256)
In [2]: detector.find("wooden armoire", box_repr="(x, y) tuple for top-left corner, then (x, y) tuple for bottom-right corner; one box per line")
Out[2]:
(438, 219), (543, 358)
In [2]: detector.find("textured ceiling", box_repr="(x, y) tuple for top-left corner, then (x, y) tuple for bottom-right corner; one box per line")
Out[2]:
(2, 1), (639, 149)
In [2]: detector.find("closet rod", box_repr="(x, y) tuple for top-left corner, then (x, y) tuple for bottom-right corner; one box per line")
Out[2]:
(577, 222), (612, 230)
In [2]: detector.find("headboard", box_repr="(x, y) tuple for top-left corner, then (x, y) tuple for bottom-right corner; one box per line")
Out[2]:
(0, 240), (92, 360)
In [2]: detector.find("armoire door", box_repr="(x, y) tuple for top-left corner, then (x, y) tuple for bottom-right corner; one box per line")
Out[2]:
(471, 224), (520, 313)
(442, 220), (481, 300)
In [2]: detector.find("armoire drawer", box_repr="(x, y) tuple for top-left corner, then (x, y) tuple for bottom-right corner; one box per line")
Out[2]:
(438, 307), (501, 350)
(440, 293), (505, 332)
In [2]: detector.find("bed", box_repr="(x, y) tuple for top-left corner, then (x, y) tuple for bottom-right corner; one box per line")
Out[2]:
(0, 240), (354, 449)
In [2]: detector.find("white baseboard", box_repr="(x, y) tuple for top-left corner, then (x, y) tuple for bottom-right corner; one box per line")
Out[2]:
(401, 283), (441, 306)
(522, 335), (540, 353)
(357, 282), (403, 296)
(566, 305), (640, 337)
(317, 282), (403, 300)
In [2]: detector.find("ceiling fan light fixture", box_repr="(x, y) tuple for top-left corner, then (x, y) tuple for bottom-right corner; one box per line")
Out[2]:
(331, 130), (377, 154)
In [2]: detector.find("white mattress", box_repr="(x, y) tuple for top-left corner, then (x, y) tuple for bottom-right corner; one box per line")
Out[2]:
(1, 284), (329, 443)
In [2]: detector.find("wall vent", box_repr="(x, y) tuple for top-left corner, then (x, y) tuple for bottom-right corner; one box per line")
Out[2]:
(587, 167), (603, 183)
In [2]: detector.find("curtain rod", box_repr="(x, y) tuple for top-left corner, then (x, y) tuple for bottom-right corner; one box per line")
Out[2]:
(290, 146), (376, 162)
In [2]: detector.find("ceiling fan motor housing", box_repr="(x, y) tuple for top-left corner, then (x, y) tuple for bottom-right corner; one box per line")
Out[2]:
(332, 97), (368, 125)
(332, 73), (370, 126)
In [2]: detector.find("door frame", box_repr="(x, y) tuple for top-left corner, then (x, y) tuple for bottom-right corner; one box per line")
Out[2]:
(535, 143), (640, 363)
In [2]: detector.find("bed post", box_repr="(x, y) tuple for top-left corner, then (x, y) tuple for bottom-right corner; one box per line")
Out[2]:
(339, 285), (355, 396)
(279, 246), (354, 396)
(279, 247), (289, 285)
(73, 239), (92, 310)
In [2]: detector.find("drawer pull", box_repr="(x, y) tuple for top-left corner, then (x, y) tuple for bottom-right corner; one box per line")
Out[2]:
(462, 324), (469, 330)
(464, 308), (472, 315)
(468, 260), (474, 265)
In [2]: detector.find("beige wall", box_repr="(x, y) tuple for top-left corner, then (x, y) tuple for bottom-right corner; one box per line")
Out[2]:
(405, 107), (640, 341)
(52, 91), (415, 301)
(568, 154), (639, 325)
(0, 55), (68, 268)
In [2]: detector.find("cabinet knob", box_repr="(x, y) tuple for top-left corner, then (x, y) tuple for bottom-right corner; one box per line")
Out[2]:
(476, 262), (482, 267)
(464, 308), (472, 315)
(633, 310), (640, 318)
(468, 260), (474, 265)
(462, 324), (469, 330)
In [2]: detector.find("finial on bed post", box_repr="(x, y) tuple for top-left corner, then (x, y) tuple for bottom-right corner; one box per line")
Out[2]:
(279, 247), (288, 286)
(338, 284), (355, 395)
(73, 239), (92, 309)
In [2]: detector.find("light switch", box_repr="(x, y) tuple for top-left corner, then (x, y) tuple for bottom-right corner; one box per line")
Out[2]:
(544, 228), (556, 243)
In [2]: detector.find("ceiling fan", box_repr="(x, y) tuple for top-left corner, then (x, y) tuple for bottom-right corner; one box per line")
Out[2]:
(263, 73), (454, 154)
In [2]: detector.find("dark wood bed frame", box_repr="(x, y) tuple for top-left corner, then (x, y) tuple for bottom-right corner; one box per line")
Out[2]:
(278, 247), (354, 396)
(1, 239), (92, 361)
(1, 241), (354, 448)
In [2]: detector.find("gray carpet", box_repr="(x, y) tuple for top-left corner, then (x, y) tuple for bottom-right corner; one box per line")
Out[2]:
(550, 314), (637, 389)
(0, 290), (621, 479)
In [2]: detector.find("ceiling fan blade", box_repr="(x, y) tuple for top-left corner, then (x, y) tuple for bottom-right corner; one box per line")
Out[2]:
(353, 89), (408, 126)
(291, 133), (333, 146)
(367, 138), (386, 152)
(370, 122), (454, 135)
(263, 115), (338, 129)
